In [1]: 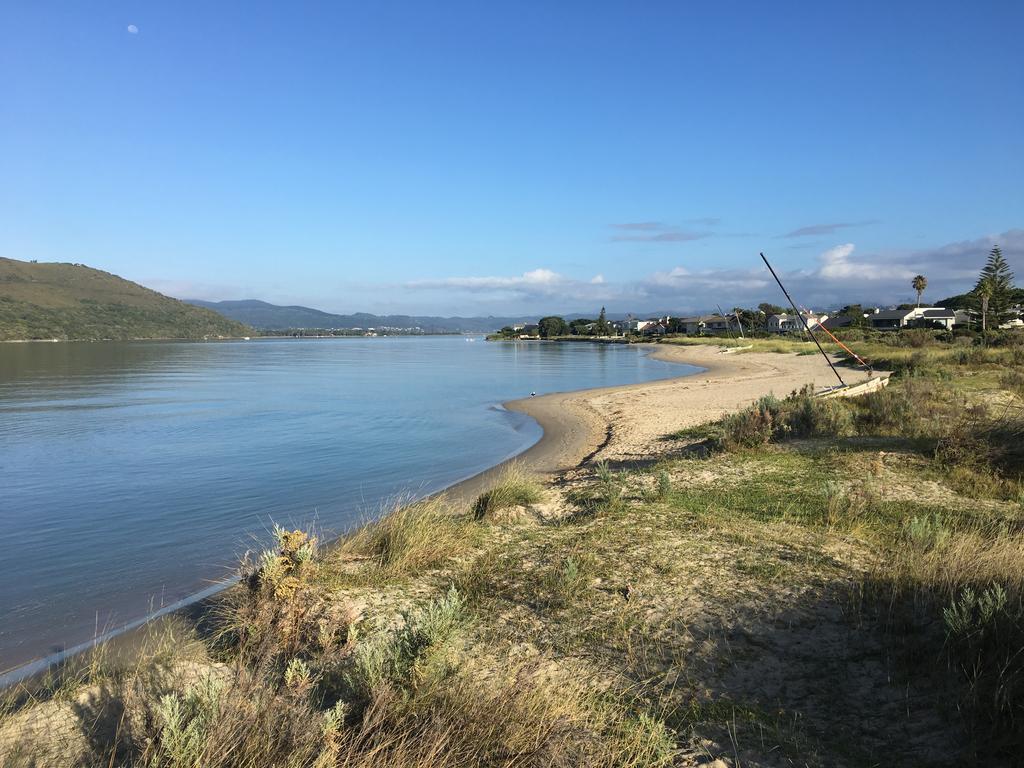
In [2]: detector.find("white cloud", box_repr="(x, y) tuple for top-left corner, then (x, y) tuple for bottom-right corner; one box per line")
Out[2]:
(400, 229), (1019, 312)
(127, 24), (139, 34)
(407, 268), (566, 292)
(817, 243), (914, 281)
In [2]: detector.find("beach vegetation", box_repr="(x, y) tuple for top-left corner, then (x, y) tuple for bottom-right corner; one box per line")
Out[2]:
(338, 497), (478, 582)
(472, 463), (544, 520)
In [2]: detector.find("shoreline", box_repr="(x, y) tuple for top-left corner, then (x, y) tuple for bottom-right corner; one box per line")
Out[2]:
(1, 342), (871, 688)
(435, 343), (712, 507)
(440, 342), (875, 504)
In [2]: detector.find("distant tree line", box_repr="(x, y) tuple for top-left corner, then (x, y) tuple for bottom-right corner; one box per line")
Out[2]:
(491, 245), (1018, 341)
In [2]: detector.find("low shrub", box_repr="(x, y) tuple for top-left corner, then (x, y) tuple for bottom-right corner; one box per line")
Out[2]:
(784, 388), (854, 438)
(225, 526), (354, 663)
(855, 383), (913, 433)
(717, 395), (781, 450)
(344, 586), (466, 704)
(717, 388), (856, 450)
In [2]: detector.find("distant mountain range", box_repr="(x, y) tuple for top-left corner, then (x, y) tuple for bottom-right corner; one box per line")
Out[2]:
(0, 258), (251, 341)
(186, 299), (539, 334)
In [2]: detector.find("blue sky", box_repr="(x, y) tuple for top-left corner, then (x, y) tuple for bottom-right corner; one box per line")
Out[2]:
(2, 1), (1022, 316)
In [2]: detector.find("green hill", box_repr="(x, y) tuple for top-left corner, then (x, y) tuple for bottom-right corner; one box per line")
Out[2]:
(0, 258), (252, 341)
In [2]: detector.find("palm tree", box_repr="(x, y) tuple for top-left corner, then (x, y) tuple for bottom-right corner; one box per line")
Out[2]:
(911, 275), (928, 307)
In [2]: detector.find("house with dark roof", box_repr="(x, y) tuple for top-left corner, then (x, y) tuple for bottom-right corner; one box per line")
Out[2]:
(868, 307), (957, 330)
(821, 315), (856, 331)
(868, 309), (917, 330)
(917, 308), (956, 330)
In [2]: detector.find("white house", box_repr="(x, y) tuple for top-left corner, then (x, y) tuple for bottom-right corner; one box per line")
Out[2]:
(766, 312), (828, 333)
(868, 307), (956, 330)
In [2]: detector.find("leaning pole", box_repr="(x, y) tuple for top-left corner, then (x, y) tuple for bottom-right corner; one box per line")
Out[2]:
(759, 252), (845, 388)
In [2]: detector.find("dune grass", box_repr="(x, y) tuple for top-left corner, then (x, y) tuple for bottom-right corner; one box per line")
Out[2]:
(471, 464), (544, 520)
(336, 497), (479, 583)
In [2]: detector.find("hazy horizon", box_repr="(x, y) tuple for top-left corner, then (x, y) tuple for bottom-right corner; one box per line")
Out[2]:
(2, 2), (1022, 316)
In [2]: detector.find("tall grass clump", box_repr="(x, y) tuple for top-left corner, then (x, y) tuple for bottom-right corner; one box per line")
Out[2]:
(934, 408), (1024, 499)
(595, 460), (626, 514)
(1000, 369), (1024, 400)
(641, 469), (673, 503)
(472, 464), (544, 520)
(340, 497), (474, 580)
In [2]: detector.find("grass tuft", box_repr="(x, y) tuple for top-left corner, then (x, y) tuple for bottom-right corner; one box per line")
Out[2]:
(340, 497), (475, 581)
(472, 464), (544, 520)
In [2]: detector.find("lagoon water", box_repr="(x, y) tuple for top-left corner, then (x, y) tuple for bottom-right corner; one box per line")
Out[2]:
(0, 336), (695, 674)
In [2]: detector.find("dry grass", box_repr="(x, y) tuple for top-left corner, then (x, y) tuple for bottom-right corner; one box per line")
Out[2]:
(330, 664), (674, 768)
(661, 335), (816, 354)
(471, 464), (544, 520)
(337, 497), (477, 581)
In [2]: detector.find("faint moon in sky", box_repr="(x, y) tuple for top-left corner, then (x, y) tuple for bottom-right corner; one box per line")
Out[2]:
(127, 24), (139, 34)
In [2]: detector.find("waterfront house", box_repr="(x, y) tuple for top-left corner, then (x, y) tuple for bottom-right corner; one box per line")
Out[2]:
(678, 315), (733, 335)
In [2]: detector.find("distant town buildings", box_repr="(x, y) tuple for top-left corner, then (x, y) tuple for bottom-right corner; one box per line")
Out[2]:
(497, 301), (1024, 339)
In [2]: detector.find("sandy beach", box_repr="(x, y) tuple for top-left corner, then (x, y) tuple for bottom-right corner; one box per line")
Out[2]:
(442, 342), (876, 505)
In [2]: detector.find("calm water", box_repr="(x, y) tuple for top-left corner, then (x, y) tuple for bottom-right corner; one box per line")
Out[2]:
(0, 337), (695, 674)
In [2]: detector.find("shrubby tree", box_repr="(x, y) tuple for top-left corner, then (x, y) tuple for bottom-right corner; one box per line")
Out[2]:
(569, 318), (595, 335)
(667, 316), (688, 334)
(838, 304), (866, 326)
(537, 316), (568, 339)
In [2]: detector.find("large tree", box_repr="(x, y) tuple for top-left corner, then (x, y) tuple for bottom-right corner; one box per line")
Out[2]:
(568, 318), (595, 335)
(912, 275), (928, 307)
(537, 316), (568, 339)
(596, 307), (610, 335)
(974, 245), (1015, 328)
